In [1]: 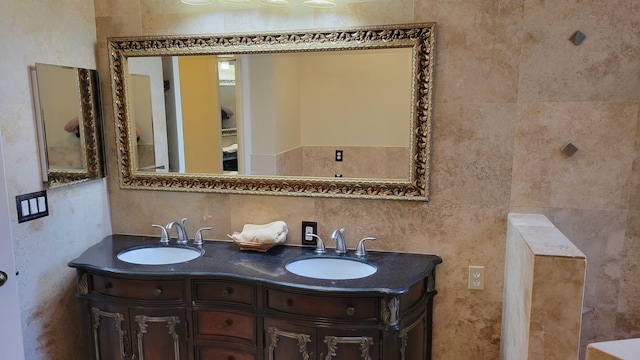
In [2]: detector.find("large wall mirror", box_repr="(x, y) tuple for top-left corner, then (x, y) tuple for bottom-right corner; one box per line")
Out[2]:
(32, 63), (105, 188)
(110, 23), (434, 200)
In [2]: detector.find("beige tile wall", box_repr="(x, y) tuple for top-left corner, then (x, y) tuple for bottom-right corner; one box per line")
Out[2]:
(501, 213), (586, 360)
(1, 2), (113, 360)
(91, 1), (640, 359)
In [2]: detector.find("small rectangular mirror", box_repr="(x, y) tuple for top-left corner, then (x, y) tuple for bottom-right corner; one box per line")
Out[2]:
(32, 63), (105, 188)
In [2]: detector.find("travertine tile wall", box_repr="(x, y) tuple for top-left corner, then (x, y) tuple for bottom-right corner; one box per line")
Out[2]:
(93, 1), (640, 359)
(1, 2), (113, 359)
(0, 0), (608, 359)
(501, 213), (586, 360)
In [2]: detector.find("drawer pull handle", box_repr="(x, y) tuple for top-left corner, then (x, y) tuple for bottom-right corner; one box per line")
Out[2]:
(152, 288), (162, 297)
(346, 306), (356, 316)
(285, 298), (294, 308)
(222, 288), (233, 297)
(222, 319), (233, 330)
(102, 282), (113, 292)
(228, 356), (235, 360)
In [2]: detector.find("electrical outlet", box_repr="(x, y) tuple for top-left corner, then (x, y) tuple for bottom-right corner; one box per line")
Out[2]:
(301, 221), (318, 246)
(335, 150), (343, 162)
(468, 266), (485, 290)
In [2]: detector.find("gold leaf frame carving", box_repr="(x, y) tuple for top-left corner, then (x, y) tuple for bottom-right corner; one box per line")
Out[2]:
(109, 23), (435, 200)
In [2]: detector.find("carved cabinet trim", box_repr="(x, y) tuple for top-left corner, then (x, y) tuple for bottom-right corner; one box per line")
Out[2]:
(133, 315), (182, 360)
(91, 307), (128, 360)
(322, 336), (374, 360)
(267, 326), (312, 360)
(381, 296), (400, 326)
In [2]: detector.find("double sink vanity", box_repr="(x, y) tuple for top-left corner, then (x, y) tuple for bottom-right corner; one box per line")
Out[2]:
(69, 234), (442, 360)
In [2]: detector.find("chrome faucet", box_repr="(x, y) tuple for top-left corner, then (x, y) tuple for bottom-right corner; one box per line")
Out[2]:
(166, 218), (189, 244)
(151, 224), (170, 243)
(331, 228), (347, 254)
(355, 237), (376, 257)
(308, 234), (326, 254)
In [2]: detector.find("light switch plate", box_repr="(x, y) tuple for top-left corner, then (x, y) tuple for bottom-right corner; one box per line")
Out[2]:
(16, 190), (48, 223)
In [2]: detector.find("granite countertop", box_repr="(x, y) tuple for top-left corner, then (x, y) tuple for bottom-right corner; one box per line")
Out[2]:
(69, 234), (443, 295)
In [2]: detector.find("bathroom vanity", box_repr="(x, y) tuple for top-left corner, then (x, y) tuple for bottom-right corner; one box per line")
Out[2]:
(69, 235), (442, 360)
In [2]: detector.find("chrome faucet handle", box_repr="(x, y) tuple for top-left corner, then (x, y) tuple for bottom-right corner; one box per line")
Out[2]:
(151, 224), (170, 243)
(308, 234), (326, 254)
(331, 228), (347, 254)
(355, 237), (376, 257)
(166, 220), (188, 244)
(194, 227), (212, 245)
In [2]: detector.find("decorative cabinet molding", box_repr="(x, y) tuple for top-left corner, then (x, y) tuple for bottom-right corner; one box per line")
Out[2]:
(382, 297), (400, 326)
(133, 315), (183, 360)
(267, 327), (312, 360)
(323, 336), (374, 360)
(78, 273), (88, 295)
(90, 307), (127, 360)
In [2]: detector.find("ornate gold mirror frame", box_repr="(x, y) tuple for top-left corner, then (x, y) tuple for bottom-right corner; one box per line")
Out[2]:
(33, 65), (105, 188)
(109, 23), (435, 200)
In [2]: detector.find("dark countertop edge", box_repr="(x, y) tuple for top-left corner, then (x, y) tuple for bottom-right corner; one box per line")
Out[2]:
(68, 234), (443, 296)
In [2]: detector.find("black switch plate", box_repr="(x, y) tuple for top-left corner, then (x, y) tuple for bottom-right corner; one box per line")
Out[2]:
(301, 221), (318, 246)
(16, 190), (48, 223)
(335, 150), (343, 162)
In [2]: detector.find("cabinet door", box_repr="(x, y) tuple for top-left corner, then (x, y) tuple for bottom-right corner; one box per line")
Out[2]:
(89, 302), (130, 360)
(317, 328), (379, 360)
(398, 313), (427, 360)
(264, 318), (315, 360)
(130, 308), (188, 360)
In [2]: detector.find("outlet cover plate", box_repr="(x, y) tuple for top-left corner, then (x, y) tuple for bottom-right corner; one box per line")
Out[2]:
(301, 221), (317, 246)
(468, 265), (485, 290)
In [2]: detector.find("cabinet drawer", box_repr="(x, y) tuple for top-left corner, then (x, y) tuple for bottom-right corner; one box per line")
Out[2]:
(197, 347), (255, 360)
(91, 275), (184, 301)
(266, 289), (377, 320)
(193, 281), (255, 306)
(196, 311), (256, 343)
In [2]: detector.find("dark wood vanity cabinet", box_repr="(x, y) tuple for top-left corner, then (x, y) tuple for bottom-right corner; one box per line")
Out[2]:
(70, 236), (442, 360)
(262, 284), (434, 360)
(79, 273), (189, 360)
(76, 271), (435, 360)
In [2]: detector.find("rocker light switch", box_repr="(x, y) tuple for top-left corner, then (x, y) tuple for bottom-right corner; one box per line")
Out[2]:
(16, 190), (49, 223)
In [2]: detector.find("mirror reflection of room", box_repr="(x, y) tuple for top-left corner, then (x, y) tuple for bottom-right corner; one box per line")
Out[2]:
(218, 58), (239, 174)
(34, 63), (85, 170)
(130, 56), (227, 174)
(127, 48), (412, 180)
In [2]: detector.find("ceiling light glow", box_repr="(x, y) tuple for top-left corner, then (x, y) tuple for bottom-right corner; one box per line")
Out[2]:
(259, 0), (289, 7)
(181, 0), (213, 5)
(303, 0), (336, 8)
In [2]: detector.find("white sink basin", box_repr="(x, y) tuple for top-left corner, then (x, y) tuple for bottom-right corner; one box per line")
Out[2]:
(117, 246), (202, 265)
(285, 257), (377, 280)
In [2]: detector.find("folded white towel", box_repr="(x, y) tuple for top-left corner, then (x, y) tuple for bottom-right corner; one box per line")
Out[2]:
(227, 220), (288, 245)
(222, 143), (238, 154)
